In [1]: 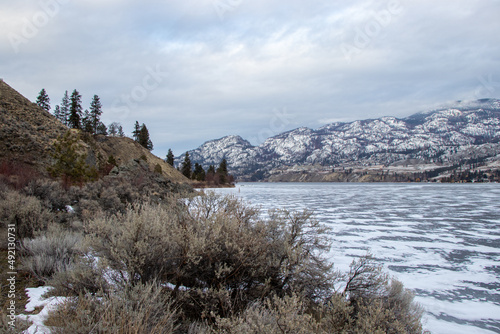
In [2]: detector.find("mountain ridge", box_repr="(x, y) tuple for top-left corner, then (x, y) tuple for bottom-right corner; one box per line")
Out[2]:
(181, 99), (500, 181)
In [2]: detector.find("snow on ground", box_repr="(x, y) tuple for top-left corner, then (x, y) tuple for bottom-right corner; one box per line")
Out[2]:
(17, 286), (67, 334)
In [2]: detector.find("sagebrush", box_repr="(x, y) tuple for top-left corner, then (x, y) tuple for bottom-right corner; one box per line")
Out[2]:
(2, 172), (425, 333)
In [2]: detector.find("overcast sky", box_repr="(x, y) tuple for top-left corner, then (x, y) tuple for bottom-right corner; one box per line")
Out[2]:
(1, 0), (499, 157)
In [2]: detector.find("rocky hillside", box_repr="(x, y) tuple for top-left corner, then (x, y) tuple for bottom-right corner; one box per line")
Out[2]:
(0, 79), (189, 184)
(183, 99), (500, 181)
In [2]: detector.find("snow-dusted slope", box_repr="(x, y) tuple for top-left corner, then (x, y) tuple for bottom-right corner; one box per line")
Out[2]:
(180, 99), (500, 180)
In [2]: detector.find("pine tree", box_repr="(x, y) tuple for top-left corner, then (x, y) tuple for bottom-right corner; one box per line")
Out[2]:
(108, 122), (120, 136)
(217, 158), (229, 184)
(89, 95), (102, 134)
(132, 121), (140, 141)
(68, 89), (82, 129)
(47, 131), (98, 186)
(181, 152), (192, 178)
(217, 158), (228, 175)
(36, 88), (50, 111)
(53, 105), (62, 122)
(166, 149), (175, 166)
(206, 165), (216, 184)
(96, 122), (108, 135)
(108, 123), (117, 136)
(192, 163), (206, 181)
(117, 125), (125, 137)
(60, 90), (70, 126)
(82, 109), (93, 133)
(137, 124), (153, 151)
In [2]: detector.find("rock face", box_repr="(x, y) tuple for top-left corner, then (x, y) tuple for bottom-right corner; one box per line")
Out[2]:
(182, 99), (500, 181)
(0, 80), (189, 184)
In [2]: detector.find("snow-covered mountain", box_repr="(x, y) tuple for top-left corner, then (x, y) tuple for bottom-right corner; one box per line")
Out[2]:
(180, 99), (500, 180)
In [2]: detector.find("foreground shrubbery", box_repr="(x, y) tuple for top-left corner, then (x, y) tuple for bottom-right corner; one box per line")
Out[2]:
(57, 196), (423, 332)
(46, 282), (178, 334)
(1, 175), (425, 333)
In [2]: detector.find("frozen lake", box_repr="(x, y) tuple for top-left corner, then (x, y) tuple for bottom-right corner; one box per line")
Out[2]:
(212, 182), (500, 334)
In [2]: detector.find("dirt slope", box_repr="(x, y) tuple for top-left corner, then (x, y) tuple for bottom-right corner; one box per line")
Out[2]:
(0, 79), (189, 184)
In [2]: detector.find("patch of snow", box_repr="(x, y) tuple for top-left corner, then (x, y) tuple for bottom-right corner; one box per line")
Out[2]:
(18, 286), (68, 334)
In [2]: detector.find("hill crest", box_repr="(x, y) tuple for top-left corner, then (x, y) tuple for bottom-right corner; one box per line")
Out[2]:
(0, 79), (189, 184)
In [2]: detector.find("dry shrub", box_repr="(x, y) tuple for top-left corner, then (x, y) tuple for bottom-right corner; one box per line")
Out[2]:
(0, 189), (53, 239)
(24, 178), (71, 216)
(0, 160), (39, 190)
(85, 198), (186, 286)
(216, 294), (320, 334)
(14, 158), (193, 228)
(46, 193), (424, 333)
(0, 314), (31, 333)
(47, 254), (109, 297)
(316, 293), (354, 332)
(85, 193), (333, 321)
(78, 198), (103, 221)
(316, 257), (424, 334)
(217, 269), (423, 334)
(340, 255), (388, 300)
(21, 227), (82, 280)
(350, 279), (424, 334)
(46, 282), (178, 334)
(77, 178), (132, 215)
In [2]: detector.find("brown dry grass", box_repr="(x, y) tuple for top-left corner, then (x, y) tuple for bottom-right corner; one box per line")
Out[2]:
(0, 80), (189, 185)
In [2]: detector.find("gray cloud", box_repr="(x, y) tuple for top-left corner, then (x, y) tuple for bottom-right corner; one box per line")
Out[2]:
(1, 0), (499, 157)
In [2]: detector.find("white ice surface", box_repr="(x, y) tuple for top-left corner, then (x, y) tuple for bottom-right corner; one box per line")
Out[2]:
(212, 183), (500, 334)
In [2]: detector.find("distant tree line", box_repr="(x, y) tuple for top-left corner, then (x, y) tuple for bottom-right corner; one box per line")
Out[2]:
(36, 88), (153, 151)
(166, 151), (234, 185)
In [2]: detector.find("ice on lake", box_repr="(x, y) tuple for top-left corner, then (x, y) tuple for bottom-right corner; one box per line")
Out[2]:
(212, 182), (500, 334)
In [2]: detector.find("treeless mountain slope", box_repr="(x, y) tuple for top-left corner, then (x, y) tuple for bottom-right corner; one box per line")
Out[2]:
(0, 79), (189, 184)
(0, 79), (67, 167)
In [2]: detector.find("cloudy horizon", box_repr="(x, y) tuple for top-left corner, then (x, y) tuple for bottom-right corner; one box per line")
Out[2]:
(1, 0), (499, 157)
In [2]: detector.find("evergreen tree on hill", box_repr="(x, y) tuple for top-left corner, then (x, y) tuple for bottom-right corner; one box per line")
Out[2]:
(108, 122), (125, 137)
(117, 125), (125, 137)
(217, 158), (228, 175)
(82, 109), (93, 133)
(132, 121), (140, 141)
(47, 131), (98, 186)
(36, 88), (50, 111)
(53, 105), (62, 122)
(96, 122), (108, 135)
(137, 124), (153, 151)
(166, 149), (175, 166)
(68, 89), (82, 129)
(181, 152), (192, 178)
(89, 94), (103, 134)
(60, 90), (70, 126)
(108, 122), (119, 136)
